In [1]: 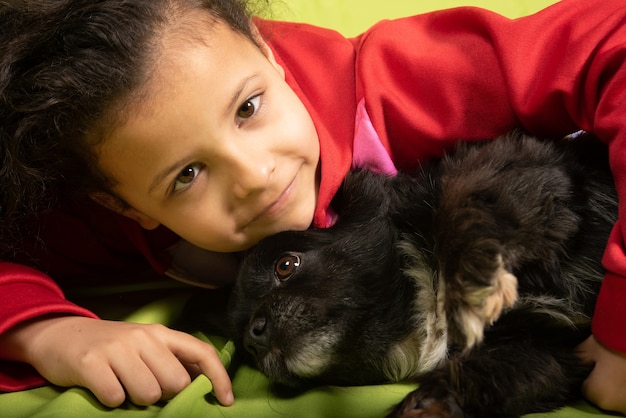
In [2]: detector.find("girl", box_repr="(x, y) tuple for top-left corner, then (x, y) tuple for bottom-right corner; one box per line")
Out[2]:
(0, 0), (625, 414)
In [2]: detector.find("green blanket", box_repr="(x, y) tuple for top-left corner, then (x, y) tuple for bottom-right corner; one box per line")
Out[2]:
(0, 290), (613, 418)
(0, 1), (615, 417)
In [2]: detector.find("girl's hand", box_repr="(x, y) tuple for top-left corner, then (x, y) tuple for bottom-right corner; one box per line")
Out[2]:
(0, 315), (233, 407)
(577, 335), (626, 414)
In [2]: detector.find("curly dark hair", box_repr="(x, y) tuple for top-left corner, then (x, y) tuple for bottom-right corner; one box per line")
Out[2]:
(0, 0), (266, 248)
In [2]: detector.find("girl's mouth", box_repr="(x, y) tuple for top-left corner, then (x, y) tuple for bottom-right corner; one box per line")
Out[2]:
(246, 174), (297, 227)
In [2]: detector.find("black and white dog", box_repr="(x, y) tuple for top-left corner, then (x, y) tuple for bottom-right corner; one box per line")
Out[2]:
(229, 131), (617, 418)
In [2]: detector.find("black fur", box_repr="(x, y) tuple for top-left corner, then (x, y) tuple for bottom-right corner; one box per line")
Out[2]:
(228, 131), (617, 418)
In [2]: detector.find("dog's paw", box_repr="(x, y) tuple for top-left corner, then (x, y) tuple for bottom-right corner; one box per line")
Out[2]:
(445, 253), (518, 350)
(387, 387), (464, 418)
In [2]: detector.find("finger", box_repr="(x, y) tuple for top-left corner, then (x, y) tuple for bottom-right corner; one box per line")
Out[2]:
(575, 335), (597, 364)
(110, 353), (163, 406)
(581, 369), (597, 400)
(168, 332), (234, 406)
(184, 362), (202, 379)
(77, 363), (127, 407)
(582, 371), (624, 413)
(140, 349), (192, 401)
(196, 352), (234, 406)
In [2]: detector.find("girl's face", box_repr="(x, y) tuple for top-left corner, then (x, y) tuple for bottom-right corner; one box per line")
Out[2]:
(96, 18), (320, 253)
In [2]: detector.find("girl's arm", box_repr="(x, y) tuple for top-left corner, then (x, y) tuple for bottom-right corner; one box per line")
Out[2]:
(0, 262), (96, 391)
(0, 313), (233, 407)
(0, 263), (233, 406)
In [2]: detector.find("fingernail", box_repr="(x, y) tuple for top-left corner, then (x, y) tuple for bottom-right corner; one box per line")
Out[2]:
(224, 390), (234, 406)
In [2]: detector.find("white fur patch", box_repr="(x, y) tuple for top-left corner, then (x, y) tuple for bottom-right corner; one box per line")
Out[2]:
(454, 254), (518, 349)
(384, 239), (448, 381)
(285, 329), (339, 378)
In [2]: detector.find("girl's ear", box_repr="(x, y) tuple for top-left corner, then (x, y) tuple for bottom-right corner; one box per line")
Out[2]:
(90, 192), (161, 230)
(250, 22), (285, 78)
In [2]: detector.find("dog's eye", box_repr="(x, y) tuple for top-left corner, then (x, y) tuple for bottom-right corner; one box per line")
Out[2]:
(274, 253), (301, 281)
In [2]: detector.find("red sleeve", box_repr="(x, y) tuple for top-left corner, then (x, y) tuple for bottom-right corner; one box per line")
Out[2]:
(0, 262), (98, 391)
(354, 0), (626, 351)
(0, 201), (179, 391)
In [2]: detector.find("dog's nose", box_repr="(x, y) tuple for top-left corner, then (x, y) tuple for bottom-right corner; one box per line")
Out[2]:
(244, 316), (270, 358)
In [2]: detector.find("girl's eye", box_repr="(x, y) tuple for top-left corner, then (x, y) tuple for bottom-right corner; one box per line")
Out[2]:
(236, 95), (261, 122)
(274, 252), (301, 281)
(172, 163), (204, 192)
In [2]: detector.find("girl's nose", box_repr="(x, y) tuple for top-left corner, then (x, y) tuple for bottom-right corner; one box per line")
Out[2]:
(229, 150), (275, 199)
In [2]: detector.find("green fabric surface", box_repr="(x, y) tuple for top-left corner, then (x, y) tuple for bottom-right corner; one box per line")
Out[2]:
(0, 293), (612, 417)
(270, 0), (559, 36)
(0, 1), (614, 417)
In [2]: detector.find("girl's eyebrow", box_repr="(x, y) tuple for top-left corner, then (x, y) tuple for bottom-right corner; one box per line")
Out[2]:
(149, 155), (191, 195)
(225, 74), (258, 117)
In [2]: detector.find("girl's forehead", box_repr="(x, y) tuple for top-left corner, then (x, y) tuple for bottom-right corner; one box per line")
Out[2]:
(118, 18), (257, 118)
(91, 10), (233, 139)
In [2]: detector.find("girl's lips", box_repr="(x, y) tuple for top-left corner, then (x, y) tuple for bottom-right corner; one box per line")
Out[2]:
(247, 176), (296, 226)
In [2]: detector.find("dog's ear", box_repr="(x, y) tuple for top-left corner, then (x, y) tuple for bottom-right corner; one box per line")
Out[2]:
(331, 169), (394, 221)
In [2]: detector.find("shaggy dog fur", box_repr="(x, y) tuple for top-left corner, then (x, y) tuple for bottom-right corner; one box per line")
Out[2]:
(228, 131), (617, 418)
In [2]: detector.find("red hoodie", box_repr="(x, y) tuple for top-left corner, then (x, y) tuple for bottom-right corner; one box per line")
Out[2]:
(2, 0), (626, 391)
